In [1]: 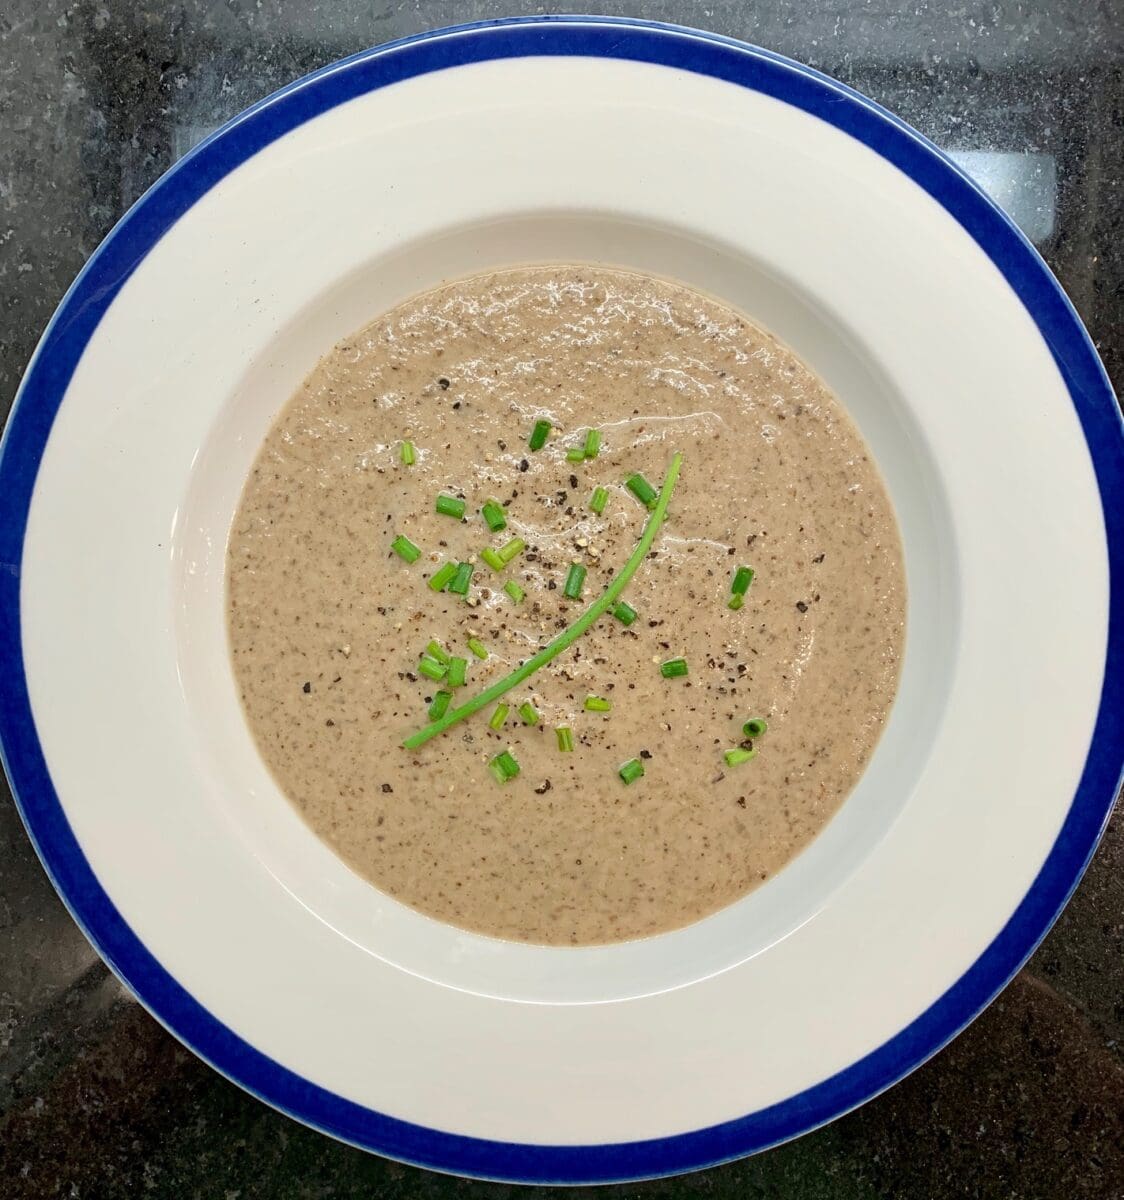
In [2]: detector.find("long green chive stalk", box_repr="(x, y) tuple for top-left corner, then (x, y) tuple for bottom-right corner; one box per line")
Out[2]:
(402, 451), (683, 750)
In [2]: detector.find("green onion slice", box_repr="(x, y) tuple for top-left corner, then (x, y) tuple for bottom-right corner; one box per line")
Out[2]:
(448, 562), (474, 595)
(660, 657), (688, 678)
(590, 486), (609, 515)
(742, 717), (768, 738)
(584, 695), (612, 713)
(563, 563), (587, 600)
(400, 440), (416, 466)
(503, 580), (525, 604)
(489, 703), (509, 730)
(418, 656), (447, 682)
(518, 701), (540, 726)
(583, 428), (602, 459)
(467, 637), (488, 660)
(529, 419), (551, 451)
(724, 747), (757, 767)
(489, 749), (521, 783)
(481, 500), (507, 532)
(612, 601), (637, 626)
(625, 473), (659, 510)
(391, 535), (421, 563)
(436, 494), (466, 519)
(556, 726), (574, 752)
(618, 758), (645, 785)
(497, 537), (525, 564)
(428, 690), (452, 720)
(427, 561), (458, 591)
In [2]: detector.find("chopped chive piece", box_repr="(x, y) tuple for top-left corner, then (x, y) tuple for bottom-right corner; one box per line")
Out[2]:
(742, 717), (768, 738)
(618, 758), (645, 785)
(489, 703), (509, 730)
(426, 639), (451, 664)
(503, 580), (525, 604)
(448, 561), (474, 595)
(612, 601), (637, 626)
(529, 419), (552, 451)
(518, 701), (540, 726)
(447, 656), (468, 688)
(724, 747), (757, 767)
(436, 493), (466, 519)
(556, 726), (574, 752)
(584, 695), (612, 713)
(467, 637), (488, 660)
(727, 594), (745, 611)
(497, 537), (525, 564)
(402, 452), (683, 751)
(590, 486), (609, 515)
(400, 440), (416, 466)
(427, 561), (458, 591)
(428, 690), (452, 720)
(583, 428), (602, 459)
(391, 535), (421, 563)
(626, 472), (659, 509)
(418, 656), (447, 682)
(566, 446), (587, 462)
(731, 566), (755, 595)
(481, 500), (507, 532)
(660, 657), (689, 678)
(489, 749), (521, 783)
(563, 563), (587, 600)
(481, 547), (505, 571)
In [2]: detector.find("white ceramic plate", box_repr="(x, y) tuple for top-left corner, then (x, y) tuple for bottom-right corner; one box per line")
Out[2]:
(2, 17), (1121, 1184)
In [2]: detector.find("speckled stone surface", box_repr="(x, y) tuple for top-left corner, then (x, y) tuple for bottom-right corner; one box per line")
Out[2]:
(1, 3), (1121, 1197)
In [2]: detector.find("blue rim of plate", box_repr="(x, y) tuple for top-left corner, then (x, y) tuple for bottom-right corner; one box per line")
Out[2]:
(1, 15), (1121, 1185)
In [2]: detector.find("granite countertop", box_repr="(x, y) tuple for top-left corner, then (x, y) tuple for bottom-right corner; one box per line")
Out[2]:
(1, 3), (1121, 1197)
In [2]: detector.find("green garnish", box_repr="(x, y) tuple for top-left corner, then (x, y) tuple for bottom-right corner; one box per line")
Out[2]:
(742, 717), (768, 738)
(731, 566), (755, 595)
(590, 486), (609, 515)
(612, 601), (637, 625)
(480, 547), (505, 572)
(489, 703), (509, 730)
(426, 639), (451, 664)
(503, 580), (525, 604)
(618, 758), (645, 785)
(556, 726), (574, 752)
(583, 428), (602, 459)
(436, 494), (466, 519)
(489, 749), (521, 783)
(427, 561), (458, 591)
(563, 563), (587, 600)
(497, 537), (525, 564)
(467, 637), (488, 660)
(418, 656), (447, 682)
(402, 451), (683, 750)
(400, 440), (416, 466)
(529, 419), (552, 451)
(428, 690), (452, 720)
(724, 747), (757, 767)
(391, 535), (421, 563)
(447, 656), (468, 688)
(584, 695), (612, 712)
(518, 701), (540, 726)
(660, 657), (688, 678)
(565, 446), (587, 463)
(481, 500), (507, 532)
(448, 562), (474, 595)
(626, 472), (659, 510)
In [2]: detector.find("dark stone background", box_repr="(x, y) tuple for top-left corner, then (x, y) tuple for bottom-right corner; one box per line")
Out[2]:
(1, 3), (1120, 1197)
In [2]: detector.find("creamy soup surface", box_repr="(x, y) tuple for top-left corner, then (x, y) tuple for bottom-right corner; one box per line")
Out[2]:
(227, 266), (906, 945)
